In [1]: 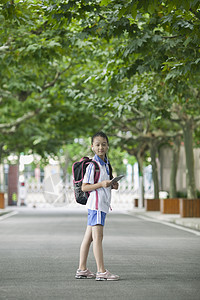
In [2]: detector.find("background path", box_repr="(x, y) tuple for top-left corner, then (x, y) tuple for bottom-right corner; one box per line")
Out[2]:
(0, 208), (200, 300)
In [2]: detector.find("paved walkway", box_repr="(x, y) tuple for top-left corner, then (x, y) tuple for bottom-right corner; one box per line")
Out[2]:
(1, 205), (200, 232)
(0, 207), (200, 300)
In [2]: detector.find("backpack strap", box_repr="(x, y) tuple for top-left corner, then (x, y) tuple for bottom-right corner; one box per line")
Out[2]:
(80, 156), (89, 162)
(108, 162), (113, 180)
(92, 160), (100, 210)
(94, 164), (100, 184)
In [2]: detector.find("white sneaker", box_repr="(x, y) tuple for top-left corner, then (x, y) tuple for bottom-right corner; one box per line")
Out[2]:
(96, 269), (119, 281)
(75, 269), (96, 279)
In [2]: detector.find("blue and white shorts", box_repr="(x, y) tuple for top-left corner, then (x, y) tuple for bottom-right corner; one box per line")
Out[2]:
(87, 209), (106, 226)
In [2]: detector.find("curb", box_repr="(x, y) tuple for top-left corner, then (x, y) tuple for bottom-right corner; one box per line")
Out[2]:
(0, 211), (18, 221)
(128, 211), (200, 235)
(172, 219), (200, 231)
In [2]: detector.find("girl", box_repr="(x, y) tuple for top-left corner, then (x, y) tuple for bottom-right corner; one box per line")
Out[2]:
(75, 131), (119, 281)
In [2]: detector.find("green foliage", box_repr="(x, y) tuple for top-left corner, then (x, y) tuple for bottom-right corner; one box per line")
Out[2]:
(0, 0), (200, 198)
(0, 0), (103, 162)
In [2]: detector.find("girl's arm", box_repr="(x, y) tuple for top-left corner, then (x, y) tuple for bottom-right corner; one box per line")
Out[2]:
(82, 180), (111, 192)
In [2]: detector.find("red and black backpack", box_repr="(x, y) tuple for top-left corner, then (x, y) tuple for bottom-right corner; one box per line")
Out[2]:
(72, 157), (113, 205)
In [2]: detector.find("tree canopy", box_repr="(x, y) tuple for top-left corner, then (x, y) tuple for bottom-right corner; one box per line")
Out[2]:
(0, 0), (200, 198)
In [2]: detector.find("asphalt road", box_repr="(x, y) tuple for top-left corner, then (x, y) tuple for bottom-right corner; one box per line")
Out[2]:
(0, 208), (200, 300)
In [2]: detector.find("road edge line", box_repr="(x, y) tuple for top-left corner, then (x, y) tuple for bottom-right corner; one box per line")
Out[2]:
(131, 214), (200, 236)
(0, 211), (18, 222)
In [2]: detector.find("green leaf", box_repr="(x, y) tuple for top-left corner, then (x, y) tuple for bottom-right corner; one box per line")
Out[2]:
(183, 36), (192, 47)
(100, 0), (112, 7)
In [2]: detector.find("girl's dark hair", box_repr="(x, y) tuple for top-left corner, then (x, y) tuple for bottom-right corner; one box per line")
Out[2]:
(91, 131), (109, 144)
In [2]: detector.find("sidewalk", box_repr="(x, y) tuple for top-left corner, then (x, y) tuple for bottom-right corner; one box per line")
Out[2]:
(1, 206), (199, 300)
(129, 209), (200, 231)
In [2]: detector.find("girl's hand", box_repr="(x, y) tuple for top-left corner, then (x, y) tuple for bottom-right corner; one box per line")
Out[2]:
(111, 182), (119, 190)
(101, 180), (112, 188)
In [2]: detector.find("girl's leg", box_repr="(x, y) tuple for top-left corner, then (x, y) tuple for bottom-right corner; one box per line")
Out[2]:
(92, 225), (106, 273)
(78, 225), (93, 271)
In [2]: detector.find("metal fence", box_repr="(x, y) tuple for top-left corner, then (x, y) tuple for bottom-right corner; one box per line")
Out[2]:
(21, 179), (154, 210)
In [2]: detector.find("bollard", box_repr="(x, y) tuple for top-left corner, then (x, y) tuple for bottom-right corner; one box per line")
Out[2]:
(0, 193), (5, 209)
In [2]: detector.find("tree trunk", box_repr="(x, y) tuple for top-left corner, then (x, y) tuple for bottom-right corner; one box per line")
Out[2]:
(169, 136), (181, 198)
(137, 154), (144, 207)
(60, 150), (70, 203)
(127, 144), (147, 207)
(182, 120), (197, 199)
(0, 145), (2, 165)
(150, 141), (159, 199)
(131, 164), (134, 185)
(0, 144), (3, 191)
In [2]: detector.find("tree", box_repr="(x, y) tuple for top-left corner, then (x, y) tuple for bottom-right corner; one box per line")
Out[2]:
(0, 0), (103, 163)
(1, 0), (200, 201)
(64, 0), (200, 198)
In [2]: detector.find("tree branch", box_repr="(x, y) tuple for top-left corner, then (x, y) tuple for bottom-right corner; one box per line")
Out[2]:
(43, 64), (73, 90)
(170, 118), (182, 123)
(194, 116), (200, 123)
(111, 122), (140, 135)
(162, 35), (180, 39)
(194, 118), (200, 129)
(111, 129), (182, 143)
(0, 108), (41, 134)
(124, 115), (146, 122)
(130, 106), (145, 117)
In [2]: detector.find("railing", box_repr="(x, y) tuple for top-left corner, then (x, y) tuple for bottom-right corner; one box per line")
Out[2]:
(21, 179), (154, 210)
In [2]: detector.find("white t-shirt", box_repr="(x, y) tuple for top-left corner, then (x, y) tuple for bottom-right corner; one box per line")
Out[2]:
(83, 155), (111, 213)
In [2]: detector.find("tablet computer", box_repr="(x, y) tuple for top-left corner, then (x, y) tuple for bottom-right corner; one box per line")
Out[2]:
(111, 175), (124, 183)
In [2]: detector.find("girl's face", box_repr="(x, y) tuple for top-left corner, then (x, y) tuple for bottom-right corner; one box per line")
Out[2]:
(92, 136), (109, 160)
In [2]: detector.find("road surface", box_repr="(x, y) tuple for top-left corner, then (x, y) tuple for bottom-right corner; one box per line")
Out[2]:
(0, 208), (199, 300)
